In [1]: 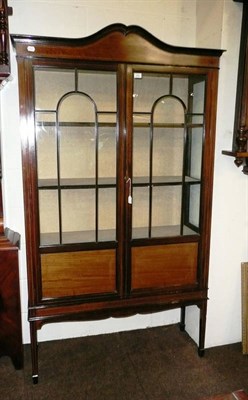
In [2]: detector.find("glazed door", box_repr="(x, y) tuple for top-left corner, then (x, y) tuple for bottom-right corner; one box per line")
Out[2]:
(34, 65), (123, 300)
(126, 67), (206, 293)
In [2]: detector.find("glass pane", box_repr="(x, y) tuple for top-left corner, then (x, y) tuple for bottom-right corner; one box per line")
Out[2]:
(172, 75), (189, 106)
(188, 184), (201, 228)
(133, 73), (170, 113)
(152, 186), (182, 232)
(58, 93), (96, 123)
(59, 125), (95, 181)
(133, 127), (150, 179)
(190, 115), (204, 124)
(189, 128), (203, 179)
(78, 71), (116, 112)
(153, 128), (184, 178)
(39, 190), (59, 245)
(132, 187), (149, 239)
(36, 113), (57, 182)
(192, 79), (205, 114)
(61, 189), (95, 243)
(98, 188), (116, 241)
(35, 68), (75, 110)
(58, 94), (96, 181)
(153, 96), (185, 125)
(98, 126), (116, 180)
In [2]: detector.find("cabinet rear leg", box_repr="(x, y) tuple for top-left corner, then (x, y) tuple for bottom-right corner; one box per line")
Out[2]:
(30, 322), (39, 384)
(180, 306), (186, 331)
(12, 353), (24, 370)
(198, 301), (207, 357)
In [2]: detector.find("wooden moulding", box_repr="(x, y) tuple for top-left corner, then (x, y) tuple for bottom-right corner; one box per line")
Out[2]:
(241, 262), (248, 354)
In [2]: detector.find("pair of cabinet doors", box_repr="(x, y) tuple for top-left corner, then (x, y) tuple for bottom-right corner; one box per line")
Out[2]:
(31, 64), (205, 300)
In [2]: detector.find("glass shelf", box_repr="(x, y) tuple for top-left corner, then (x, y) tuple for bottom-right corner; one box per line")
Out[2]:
(38, 175), (200, 189)
(36, 121), (204, 129)
(133, 176), (200, 186)
(38, 177), (117, 189)
(132, 225), (199, 239)
(40, 224), (199, 247)
(40, 228), (117, 246)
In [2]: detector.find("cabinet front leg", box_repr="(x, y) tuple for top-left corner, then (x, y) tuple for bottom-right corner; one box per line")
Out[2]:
(198, 301), (207, 357)
(30, 322), (39, 384)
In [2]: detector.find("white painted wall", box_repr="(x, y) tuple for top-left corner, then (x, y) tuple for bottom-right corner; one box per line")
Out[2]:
(1, 0), (246, 347)
(186, 0), (247, 348)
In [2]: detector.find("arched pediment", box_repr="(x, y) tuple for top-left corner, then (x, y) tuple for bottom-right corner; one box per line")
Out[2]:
(11, 23), (223, 68)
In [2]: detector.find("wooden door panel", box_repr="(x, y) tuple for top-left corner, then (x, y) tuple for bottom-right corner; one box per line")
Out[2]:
(41, 249), (116, 298)
(131, 242), (198, 290)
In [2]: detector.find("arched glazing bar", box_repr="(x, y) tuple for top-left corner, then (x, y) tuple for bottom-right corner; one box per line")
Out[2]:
(150, 94), (187, 238)
(56, 90), (98, 244)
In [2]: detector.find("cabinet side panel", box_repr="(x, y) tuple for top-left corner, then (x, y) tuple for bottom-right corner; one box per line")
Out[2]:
(131, 243), (198, 290)
(41, 249), (116, 298)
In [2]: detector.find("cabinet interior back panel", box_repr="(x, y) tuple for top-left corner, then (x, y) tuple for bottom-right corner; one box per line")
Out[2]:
(131, 243), (198, 290)
(41, 249), (116, 298)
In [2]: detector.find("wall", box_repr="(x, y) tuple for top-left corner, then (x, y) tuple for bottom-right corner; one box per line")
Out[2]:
(186, 0), (247, 348)
(205, 0), (247, 348)
(196, 0), (224, 48)
(0, 0), (245, 347)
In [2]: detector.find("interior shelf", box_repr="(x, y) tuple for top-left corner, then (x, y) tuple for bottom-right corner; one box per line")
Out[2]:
(132, 225), (198, 238)
(35, 121), (204, 129)
(133, 176), (200, 185)
(38, 175), (201, 189)
(40, 229), (116, 246)
(40, 224), (199, 246)
(38, 177), (117, 189)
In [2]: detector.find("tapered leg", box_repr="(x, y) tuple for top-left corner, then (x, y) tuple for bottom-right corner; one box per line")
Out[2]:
(198, 300), (207, 357)
(180, 306), (186, 331)
(30, 322), (39, 384)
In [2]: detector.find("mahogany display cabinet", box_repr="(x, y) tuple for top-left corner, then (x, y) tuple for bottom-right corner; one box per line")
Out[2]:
(11, 24), (223, 383)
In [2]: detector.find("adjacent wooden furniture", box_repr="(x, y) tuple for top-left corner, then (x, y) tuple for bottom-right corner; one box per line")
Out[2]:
(222, 0), (248, 173)
(0, 0), (12, 87)
(11, 24), (223, 383)
(0, 228), (23, 369)
(0, 0), (23, 370)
